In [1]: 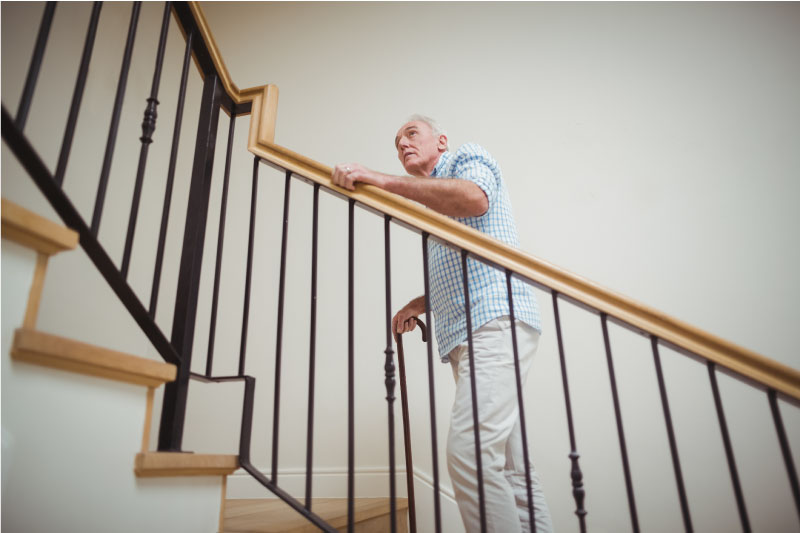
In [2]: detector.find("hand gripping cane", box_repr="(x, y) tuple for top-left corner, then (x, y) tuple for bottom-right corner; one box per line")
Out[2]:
(393, 317), (428, 533)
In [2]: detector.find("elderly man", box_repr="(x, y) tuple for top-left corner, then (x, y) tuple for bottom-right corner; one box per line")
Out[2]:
(332, 116), (554, 533)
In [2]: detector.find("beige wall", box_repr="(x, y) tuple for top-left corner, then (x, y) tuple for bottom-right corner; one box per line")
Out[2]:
(3, 2), (799, 532)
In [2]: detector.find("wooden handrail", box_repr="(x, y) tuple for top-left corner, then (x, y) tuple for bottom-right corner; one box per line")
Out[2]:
(244, 89), (800, 401)
(187, 2), (266, 109)
(191, 3), (800, 401)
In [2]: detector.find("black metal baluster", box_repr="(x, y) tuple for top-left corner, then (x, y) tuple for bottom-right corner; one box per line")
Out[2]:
(158, 73), (223, 451)
(239, 375), (256, 464)
(54, 1), (102, 187)
(347, 198), (355, 533)
(121, 1), (171, 279)
(506, 271), (536, 533)
(601, 313), (640, 533)
(305, 183), (320, 510)
(149, 29), (193, 318)
(768, 390), (800, 525)
(384, 215), (397, 533)
(238, 157), (258, 377)
(552, 292), (587, 532)
(460, 250), (487, 533)
(2, 105), (181, 369)
(272, 170), (292, 482)
(651, 337), (693, 532)
(708, 362), (751, 532)
(16, 1), (56, 131)
(421, 233), (442, 533)
(204, 112), (235, 375)
(91, 1), (141, 236)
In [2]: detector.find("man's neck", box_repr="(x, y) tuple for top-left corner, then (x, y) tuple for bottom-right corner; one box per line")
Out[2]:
(415, 151), (444, 178)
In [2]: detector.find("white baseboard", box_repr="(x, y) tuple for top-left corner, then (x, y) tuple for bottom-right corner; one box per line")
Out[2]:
(412, 466), (456, 501)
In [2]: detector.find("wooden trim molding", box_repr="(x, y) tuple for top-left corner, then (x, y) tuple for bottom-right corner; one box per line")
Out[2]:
(1, 198), (78, 255)
(244, 87), (800, 401)
(135, 452), (239, 477)
(22, 253), (49, 329)
(11, 328), (176, 388)
(142, 387), (156, 453)
(187, 2), (266, 109)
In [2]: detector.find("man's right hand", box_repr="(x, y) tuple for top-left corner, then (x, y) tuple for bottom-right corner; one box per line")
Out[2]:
(392, 296), (426, 335)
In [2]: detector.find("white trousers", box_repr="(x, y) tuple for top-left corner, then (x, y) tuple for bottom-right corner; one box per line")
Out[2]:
(447, 316), (554, 533)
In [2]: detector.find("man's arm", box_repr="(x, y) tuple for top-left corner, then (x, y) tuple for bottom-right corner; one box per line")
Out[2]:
(331, 163), (488, 218)
(392, 295), (426, 334)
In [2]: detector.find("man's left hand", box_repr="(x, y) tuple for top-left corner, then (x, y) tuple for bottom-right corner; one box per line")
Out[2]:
(332, 163), (388, 191)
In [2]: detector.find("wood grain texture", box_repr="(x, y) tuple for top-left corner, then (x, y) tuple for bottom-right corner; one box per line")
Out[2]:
(221, 475), (229, 533)
(11, 328), (176, 387)
(246, 88), (800, 401)
(224, 498), (409, 533)
(1, 198), (78, 255)
(134, 452), (239, 477)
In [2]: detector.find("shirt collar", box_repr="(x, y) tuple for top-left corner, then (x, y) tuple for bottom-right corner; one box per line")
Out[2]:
(430, 151), (451, 177)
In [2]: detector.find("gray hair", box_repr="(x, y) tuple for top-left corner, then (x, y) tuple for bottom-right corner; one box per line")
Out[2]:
(406, 114), (449, 150)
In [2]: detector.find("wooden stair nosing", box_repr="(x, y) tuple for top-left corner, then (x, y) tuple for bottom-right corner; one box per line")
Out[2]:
(1, 198), (78, 256)
(135, 451), (239, 477)
(11, 328), (176, 387)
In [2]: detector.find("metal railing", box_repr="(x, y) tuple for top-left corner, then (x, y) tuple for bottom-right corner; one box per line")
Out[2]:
(3, 3), (800, 533)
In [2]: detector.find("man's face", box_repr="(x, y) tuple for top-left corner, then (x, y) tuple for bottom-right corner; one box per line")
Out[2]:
(395, 121), (447, 176)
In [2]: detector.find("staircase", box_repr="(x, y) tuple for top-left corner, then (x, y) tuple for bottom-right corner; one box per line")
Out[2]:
(1, 200), (237, 531)
(3, 2), (799, 533)
(2, 199), (408, 532)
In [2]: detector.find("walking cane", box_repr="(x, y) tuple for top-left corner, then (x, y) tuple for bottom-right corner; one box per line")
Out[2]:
(394, 317), (427, 533)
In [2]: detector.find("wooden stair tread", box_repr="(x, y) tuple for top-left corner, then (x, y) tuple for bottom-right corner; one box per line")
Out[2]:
(11, 328), (176, 387)
(1, 198), (78, 255)
(135, 452), (239, 477)
(224, 497), (409, 532)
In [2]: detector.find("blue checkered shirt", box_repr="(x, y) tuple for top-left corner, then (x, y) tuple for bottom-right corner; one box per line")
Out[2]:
(427, 143), (542, 361)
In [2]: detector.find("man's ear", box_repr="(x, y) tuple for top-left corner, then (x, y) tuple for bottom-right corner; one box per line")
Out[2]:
(438, 134), (448, 152)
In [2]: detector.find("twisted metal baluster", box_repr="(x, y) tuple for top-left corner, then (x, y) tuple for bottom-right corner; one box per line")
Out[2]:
(384, 215), (397, 533)
(552, 292), (587, 532)
(601, 314), (639, 532)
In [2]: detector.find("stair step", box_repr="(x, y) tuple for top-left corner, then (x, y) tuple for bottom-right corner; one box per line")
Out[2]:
(1, 198), (78, 255)
(11, 328), (176, 387)
(135, 451), (239, 477)
(223, 497), (409, 532)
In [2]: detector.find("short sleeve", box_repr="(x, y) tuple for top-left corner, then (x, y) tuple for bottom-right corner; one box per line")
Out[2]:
(452, 143), (499, 210)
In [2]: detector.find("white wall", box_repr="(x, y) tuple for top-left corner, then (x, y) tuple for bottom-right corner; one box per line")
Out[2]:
(3, 2), (799, 532)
